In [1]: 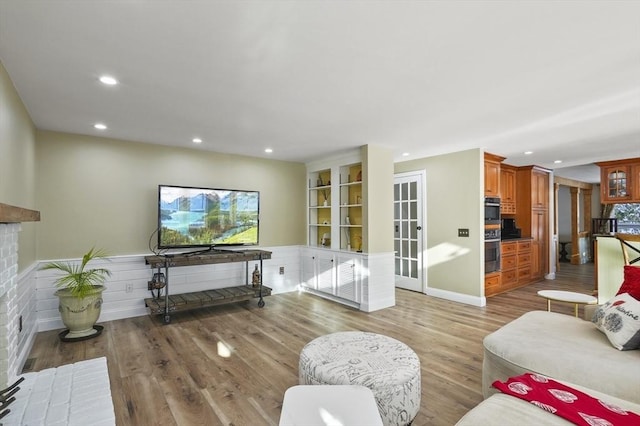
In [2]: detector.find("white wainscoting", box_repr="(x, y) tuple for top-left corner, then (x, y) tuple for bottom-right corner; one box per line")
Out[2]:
(36, 246), (302, 332)
(360, 252), (396, 312)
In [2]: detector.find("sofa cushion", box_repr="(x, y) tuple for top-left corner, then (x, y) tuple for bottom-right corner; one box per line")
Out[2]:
(482, 311), (640, 404)
(617, 265), (640, 300)
(592, 292), (640, 350)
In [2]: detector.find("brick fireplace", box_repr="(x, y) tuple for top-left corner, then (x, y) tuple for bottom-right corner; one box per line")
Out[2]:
(0, 203), (40, 388)
(0, 204), (116, 424)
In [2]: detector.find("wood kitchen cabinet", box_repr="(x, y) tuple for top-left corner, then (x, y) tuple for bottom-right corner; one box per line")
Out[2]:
(634, 164), (640, 201)
(516, 240), (532, 283)
(515, 166), (550, 282)
(485, 272), (501, 297)
(516, 166), (550, 212)
(531, 168), (549, 209)
(500, 165), (517, 214)
(600, 164), (631, 203)
(486, 239), (533, 297)
(499, 241), (517, 290)
(596, 157), (640, 203)
(529, 210), (548, 280)
(484, 153), (505, 197)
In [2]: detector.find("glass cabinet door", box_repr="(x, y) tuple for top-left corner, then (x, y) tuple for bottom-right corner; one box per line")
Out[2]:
(607, 169), (628, 198)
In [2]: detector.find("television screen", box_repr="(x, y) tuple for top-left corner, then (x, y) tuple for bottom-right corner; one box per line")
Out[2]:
(158, 184), (259, 249)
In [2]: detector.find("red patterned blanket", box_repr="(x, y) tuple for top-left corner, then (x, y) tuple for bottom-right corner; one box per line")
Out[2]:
(492, 373), (640, 425)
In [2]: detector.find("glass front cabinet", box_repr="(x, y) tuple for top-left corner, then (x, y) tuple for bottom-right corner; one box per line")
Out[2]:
(599, 164), (632, 203)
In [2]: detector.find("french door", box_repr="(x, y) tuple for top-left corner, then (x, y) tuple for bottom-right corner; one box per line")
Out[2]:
(394, 171), (425, 292)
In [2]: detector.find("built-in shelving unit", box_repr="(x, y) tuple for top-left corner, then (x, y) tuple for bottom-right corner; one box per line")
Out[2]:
(307, 162), (364, 252)
(308, 168), (332, 248)
(339, 163), (363, 252)
(304, 145), (396, 313)
(304, 158), (365, 307)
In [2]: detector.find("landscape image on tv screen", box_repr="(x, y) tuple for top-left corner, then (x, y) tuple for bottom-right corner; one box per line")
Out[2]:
(158, 185), (259, 248)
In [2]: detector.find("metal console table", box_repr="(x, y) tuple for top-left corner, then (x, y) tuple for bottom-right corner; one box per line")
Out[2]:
(144, 249), (272, 324)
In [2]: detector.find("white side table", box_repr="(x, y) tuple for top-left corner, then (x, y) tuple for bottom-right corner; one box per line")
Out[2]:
(537, 290), (598, 317)
(279, 385), (383, 426)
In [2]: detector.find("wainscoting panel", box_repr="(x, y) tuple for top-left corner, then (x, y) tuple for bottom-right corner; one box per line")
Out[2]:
(36, 246), (302, 331)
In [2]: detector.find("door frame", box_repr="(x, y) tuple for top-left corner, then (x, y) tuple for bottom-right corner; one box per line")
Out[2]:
(393, 170), (427, 293)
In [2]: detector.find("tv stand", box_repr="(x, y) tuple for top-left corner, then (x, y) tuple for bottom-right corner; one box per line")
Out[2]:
(144, 249), (272, 324)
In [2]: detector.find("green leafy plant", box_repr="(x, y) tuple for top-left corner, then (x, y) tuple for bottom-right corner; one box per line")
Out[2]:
(40, 247), (111, 298)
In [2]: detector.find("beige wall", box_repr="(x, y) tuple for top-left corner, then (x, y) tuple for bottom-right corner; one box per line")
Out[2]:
(36, 130), (306, 259)
(0, 61), (38, 271)
(395, 148), (484, 297)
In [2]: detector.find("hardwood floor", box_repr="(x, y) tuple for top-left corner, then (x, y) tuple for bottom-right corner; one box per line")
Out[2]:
(25, 262), (595, 425)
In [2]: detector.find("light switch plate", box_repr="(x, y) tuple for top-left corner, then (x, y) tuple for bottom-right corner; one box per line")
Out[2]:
(458, 228), (470, 237)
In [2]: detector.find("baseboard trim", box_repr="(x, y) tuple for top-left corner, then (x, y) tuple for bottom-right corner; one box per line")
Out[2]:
(425, 287), (486, 307)
(361, 296), (395, 312)
(300, 288), (360, 310)
(38, 306), (149, 332)
(15, 322), (38, 375)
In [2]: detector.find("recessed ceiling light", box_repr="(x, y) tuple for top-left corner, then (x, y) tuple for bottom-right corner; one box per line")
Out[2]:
(402, 152), (410, 157)
(554, 160), (563, 164)
(94, 123), (107, 130)
(265, 148), (273, 153)
(99, 75), (118, 85)
(524, 151), (533, 155)
(192, 138), (202, 144)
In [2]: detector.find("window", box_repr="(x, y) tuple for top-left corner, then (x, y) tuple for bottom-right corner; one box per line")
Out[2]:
(613, 203), (640, 235)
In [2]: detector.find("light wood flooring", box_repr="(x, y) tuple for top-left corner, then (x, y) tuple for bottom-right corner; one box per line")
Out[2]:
(25, 262), (595, 425)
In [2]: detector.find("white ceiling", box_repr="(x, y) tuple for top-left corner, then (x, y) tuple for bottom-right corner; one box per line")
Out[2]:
(1, 1), (639, 182)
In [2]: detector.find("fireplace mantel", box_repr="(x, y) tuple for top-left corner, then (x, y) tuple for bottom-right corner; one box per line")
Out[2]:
(0, 203), (40, 223)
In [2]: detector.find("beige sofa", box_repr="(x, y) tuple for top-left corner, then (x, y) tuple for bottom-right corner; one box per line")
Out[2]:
(457, 310), (640, 425)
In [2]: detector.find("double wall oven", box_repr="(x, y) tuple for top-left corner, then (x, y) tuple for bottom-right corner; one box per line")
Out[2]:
(484, 197), (501, 273)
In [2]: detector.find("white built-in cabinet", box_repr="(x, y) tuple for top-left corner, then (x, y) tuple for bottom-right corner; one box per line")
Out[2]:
(304, 153), (366, 306)
(303, 148), (396, 313)
(300, 247), (362, 305)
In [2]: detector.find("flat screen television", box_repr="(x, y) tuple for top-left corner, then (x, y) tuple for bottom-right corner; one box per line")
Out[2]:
(157, 184), (260, 249)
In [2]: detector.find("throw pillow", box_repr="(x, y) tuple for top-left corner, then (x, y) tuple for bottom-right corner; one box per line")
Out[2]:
(617, 265), (640, 300)
(592, 293), (640, 350)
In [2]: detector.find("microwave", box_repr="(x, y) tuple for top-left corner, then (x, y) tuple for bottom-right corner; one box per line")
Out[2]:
(484, 197), (501, 225)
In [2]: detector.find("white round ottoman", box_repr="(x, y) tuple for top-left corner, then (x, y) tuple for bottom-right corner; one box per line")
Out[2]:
(299, 331), (421, 426)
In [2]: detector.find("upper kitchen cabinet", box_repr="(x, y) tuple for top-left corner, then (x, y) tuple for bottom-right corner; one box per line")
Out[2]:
(596, 158), (640, 203)
(634, 164), (640, 201)
(484, 152), (506, 197)
(516, 166), (550, 211)
(532, 168), (549, 210)
(500, 164), (517, 214)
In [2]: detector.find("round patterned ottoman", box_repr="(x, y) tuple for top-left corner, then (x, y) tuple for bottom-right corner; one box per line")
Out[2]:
(298, 331), (421, 426)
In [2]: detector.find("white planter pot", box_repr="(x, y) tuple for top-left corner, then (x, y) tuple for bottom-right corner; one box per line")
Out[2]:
(55, 285), (105, 339)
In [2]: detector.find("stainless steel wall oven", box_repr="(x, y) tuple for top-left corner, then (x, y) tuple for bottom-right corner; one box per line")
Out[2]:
(485, 239), (501, 273)
(484, 196), (501, 273)
(484, 197), (501, 225)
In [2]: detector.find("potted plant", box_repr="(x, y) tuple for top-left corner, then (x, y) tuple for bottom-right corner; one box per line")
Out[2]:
(41, 247), (111, 340)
